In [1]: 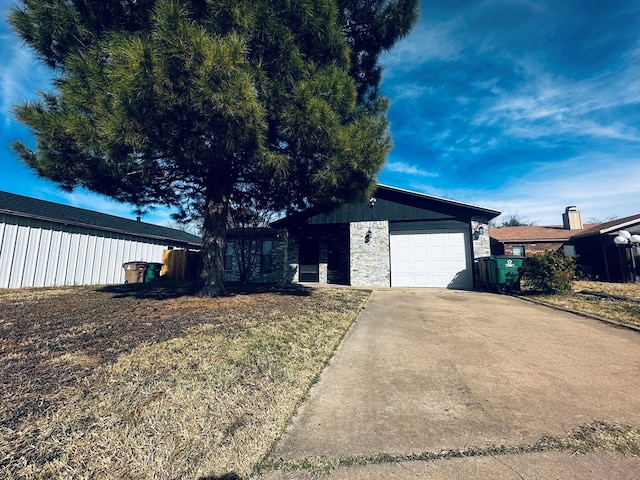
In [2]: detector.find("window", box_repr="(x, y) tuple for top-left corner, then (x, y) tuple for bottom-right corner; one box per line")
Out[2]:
(512, 245), (525, 256)
(224, 243), (234, 271)
(261, 240), (273, 274)
(563, 245), (576, 257)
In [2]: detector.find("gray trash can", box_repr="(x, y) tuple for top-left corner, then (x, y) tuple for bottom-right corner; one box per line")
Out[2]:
(123, 262), (148, 283)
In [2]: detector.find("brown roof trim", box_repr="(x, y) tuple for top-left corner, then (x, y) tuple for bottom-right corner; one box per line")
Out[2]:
(490, 224), (599, 242)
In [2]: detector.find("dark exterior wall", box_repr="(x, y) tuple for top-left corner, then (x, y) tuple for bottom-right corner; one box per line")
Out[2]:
(284, 225), (350, 285)
(573, 234), (638, 282)
(299, 187), (497, 227)
(223, 230), (289, 284)
(307, 197), (456, 225)
(327, 236), (350, 285)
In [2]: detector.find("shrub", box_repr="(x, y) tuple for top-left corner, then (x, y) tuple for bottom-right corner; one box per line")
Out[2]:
(520, 251), (577, 293)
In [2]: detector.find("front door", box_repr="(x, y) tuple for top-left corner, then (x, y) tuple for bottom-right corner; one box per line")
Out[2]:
(299, 238), (319, 282)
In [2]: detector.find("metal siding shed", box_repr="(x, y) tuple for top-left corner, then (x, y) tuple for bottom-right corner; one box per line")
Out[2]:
(0, 191), (201, 288)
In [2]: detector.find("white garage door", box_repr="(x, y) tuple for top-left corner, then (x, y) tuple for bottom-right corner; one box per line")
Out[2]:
(390, 231), (472, 289)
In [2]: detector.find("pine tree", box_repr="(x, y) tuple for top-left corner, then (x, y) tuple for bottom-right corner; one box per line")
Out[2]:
(9, 0), (419, 296)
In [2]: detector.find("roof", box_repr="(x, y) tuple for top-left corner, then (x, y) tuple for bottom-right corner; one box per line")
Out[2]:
(272, 184), (501, 227)
(571, 213), (640, 238)
(491, 213), (640, 243)
(489, 224), (598, 243)
(376, 184), (502, 217)
(0, 191), (202, 248)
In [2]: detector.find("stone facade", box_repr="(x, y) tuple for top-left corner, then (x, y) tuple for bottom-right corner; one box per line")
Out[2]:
(349, 220), (390, 287)
(472, 219), (491, 258)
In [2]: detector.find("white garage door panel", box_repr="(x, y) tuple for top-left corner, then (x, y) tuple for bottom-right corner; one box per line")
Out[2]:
(390, 231), (472, 288)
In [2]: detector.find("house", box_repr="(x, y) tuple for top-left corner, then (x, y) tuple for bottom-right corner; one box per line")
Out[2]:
(0, 191), (201, 288)
(490, 207), (597, 257)
(571, 214), (640, 282)
(490, 206), (640, 282)
(271, 184), (501, 289)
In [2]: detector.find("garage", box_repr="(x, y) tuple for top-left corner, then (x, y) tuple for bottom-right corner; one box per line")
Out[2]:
(390, 231), (472, 288)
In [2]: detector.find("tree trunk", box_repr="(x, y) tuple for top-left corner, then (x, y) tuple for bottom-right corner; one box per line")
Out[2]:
(197, 184), (230, 297)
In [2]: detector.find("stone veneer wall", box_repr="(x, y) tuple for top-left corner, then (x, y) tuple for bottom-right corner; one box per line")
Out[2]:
(472, 220), (491, 258)
(349, 220), (390, 287)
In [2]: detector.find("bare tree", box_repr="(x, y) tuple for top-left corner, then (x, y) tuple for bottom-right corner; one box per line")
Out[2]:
(491, 212), (537, 227)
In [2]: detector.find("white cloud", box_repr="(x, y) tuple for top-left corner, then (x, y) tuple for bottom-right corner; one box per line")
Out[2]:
(462, 154), (640, 225)
(468, 48), (640, 145)
(0, 35), (52, 125)
(384, 82), (437, 101)
(380, 18), (465, 76)
(384, 161), (439, 177)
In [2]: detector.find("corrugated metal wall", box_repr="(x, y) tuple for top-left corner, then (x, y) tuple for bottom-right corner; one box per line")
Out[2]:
(0, 213), (167, 288)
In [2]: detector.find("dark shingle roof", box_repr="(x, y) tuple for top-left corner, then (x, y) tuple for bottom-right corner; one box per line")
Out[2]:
(571, 213), (640, 238)
(0, 191), (201, 248)
(272, 184), (502, 227)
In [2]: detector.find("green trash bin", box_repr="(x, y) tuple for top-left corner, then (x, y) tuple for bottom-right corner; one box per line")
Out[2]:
(145, 262), (163, 282)
(487, 255), (524, 293)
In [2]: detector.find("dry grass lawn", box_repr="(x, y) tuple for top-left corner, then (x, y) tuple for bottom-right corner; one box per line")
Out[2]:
(0, 283), (370, 479)
(523, 280), (640, 327)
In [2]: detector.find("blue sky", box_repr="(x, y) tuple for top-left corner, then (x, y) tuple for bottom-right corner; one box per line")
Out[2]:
(2, 0), (640, 226)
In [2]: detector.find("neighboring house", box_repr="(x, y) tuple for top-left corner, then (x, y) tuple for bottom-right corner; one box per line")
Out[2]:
(490, 207), (597, 257)
(272, 184), (501, 289)
(490, 206), (640, 282)
(571, 214), (640, 282)
(0, 191), (201, 288)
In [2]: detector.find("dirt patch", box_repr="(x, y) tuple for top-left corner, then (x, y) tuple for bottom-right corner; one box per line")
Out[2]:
(0, 283), (271, 429)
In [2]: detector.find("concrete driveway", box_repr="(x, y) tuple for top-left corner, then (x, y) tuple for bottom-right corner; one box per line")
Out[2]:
(261, 289), (640, 479)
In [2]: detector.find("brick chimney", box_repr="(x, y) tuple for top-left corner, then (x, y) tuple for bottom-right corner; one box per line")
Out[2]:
(562, 206), (583, 230)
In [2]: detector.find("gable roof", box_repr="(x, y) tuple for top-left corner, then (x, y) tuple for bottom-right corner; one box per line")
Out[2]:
(376, 184), (502, 217)
(272, 184), (501, 227)
(0, 191), (201, 248)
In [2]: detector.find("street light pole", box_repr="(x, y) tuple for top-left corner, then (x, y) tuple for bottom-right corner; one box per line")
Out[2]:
(614, 230), (640, 282)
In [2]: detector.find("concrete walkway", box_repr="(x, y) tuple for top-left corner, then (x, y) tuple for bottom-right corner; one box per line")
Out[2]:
(259, 289), (640, 479)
